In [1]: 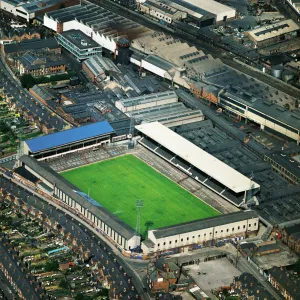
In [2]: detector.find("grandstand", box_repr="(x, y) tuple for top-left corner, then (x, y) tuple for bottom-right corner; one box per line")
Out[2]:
(174, 119), (300, 225)
(136, 122), (260, 207)
(18, 155), (139, 251)
(23, 120), (115, 160)
(143, 210), (259, 254)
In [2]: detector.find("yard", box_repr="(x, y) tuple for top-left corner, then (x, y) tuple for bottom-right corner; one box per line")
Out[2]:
(61, 155), (220, 235)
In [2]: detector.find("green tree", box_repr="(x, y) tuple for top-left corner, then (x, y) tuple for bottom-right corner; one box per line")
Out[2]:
(44, 260), (59, 272)
(20, 74), (36, 89)
(59, 279), (69, 289)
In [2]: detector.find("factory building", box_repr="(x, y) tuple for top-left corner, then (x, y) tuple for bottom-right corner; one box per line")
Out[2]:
(115, 91), (178, 113)
(43, 3), (152, 53)
(142, 210), (259, 255)
(18, 155), (139, 252)
(23, 120), (115, 160)
(246, 19), (299, 48)
(218, 86), (300, 144)
(127, 102), (204, 127)
(57, 30), (102, 61)
(0, 0), (78, 22)
(139, 0), (187, 24)
(138, 0), (235, 25)
(82, 55), (121, 82)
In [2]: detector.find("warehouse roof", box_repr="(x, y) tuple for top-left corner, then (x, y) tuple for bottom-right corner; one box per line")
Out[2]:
(174, 0), (235, 16)
(136, 122), (259, 193)
(117, 91), (177, 108)
(19, 155), (136, 240)
(83, 55), (120, 77)
(247, 19), (299, 42)
(151, 210), (258, 239)
(4, 38), (59, 54)
(221, 86), (300, 131)
(144, 55), (175, 71)
(25, 121), (114, 153)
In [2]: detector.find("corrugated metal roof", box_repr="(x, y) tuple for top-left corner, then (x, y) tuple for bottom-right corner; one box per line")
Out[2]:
(136, 121), (260, 193)
(26, 121), (114, 153)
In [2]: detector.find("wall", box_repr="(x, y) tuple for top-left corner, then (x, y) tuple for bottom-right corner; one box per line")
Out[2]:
(44, 15), (59, 31)
(215, 8), (236, 22)
(82, 62), (96, 82)
(141, 59), (169, 78)
(149, 9), (172, 24)
(246, 110), (299, 142)
(144, 217), (259, 254)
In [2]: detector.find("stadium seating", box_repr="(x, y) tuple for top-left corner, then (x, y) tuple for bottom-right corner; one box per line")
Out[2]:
(190, 169), (207, 182)
(205, 178), (225, 193)
(140, 137), (157, 150)
(222, 189), (244, 205)
(156, 147), (174, 161)
(172, 157), (190, 170)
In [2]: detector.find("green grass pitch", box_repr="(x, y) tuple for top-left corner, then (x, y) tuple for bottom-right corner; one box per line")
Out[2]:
(61, 155), (220, 234)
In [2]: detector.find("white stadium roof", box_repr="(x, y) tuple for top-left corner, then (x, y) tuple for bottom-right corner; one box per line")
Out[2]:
(136, 122), (260, 193)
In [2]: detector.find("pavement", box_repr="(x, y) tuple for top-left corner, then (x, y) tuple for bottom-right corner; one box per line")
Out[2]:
(183, 257), (241, 290)
(170, 244), (282, 300)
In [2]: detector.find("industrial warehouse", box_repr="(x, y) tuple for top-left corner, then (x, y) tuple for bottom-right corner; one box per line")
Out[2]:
(139, 0), (236, 25)
(41, 3), (300, 143)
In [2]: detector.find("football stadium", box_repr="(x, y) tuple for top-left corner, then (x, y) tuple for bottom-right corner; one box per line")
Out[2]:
(17, 121), (260, 256)
(61, 154), (220, 234)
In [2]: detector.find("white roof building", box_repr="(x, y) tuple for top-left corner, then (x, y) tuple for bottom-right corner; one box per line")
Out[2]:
(136, 121), (260, 194)
(247, 19), (299, 43)
(173, 0), (235, 22)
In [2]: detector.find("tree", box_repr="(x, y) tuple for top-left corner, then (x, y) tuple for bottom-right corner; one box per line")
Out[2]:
(222, 288), (229, 296)
(44, 260), (59, 272)
(59, 279), (69, 289)
(143, 221), (154, 238)
(20, 74), (36, 89)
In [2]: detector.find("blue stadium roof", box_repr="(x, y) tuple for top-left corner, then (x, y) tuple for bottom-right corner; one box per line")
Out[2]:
(25, 121), (114, 153)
